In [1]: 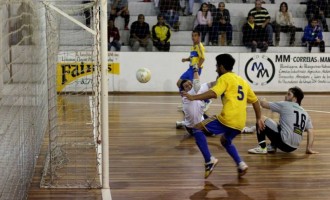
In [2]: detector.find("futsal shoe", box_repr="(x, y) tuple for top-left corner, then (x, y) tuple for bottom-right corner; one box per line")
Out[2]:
(248, 146), (267, 154)
(267, 144), (277, 153)
(204, 156), (218, 179)
(237, 161), (248, 178)
(176, 121), (185, 129)
(242, 126), (256, 133)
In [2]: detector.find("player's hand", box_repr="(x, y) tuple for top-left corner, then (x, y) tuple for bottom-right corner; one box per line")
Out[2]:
(181, 58), (186, 62)
(306, 148), (319, 154)
(256, 118), (265, 132)
(181, 91), (194, 101)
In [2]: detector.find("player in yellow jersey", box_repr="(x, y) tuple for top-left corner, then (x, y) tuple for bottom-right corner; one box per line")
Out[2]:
(177, 30), (205, 89)
(182, 53), (265, 178)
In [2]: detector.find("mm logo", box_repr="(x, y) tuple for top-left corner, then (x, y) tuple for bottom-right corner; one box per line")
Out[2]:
(245, 55), (275, 85)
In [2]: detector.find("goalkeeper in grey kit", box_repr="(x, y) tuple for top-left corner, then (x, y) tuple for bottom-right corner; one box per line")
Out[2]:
(248, 86), (318, 154)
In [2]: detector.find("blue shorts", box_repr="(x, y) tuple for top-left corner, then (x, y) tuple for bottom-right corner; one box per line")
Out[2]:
(201, 116), (241, 141)
(180, 66), (202, 81)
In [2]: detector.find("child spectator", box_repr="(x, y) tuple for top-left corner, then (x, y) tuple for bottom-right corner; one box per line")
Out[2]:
(242, 14), (268, 52)
(302, 18), (325, 53)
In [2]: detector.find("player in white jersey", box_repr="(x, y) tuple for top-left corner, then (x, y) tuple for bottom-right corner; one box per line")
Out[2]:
(177, 67), (215, 135)
(248, 87), (318, 154)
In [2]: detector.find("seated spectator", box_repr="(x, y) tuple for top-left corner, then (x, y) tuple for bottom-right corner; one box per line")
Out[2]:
(193, 2), (212, 44)
(302, 18), (325, 53)
(109, 0), (130, 30)
(248, 0), (273, 46)
(274, 2), (296, 46)
(242, 14), (268, 52)
(108, 19), (121, 51)
(210, 2), (233, 46)
(305, 0), (329, 32)
(159, 0), (181, 31)
(152, 14), (171, 51)
(129, 14), (153, 51)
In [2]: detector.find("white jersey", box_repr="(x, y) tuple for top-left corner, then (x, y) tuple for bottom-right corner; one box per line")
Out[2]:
(269, 101), (313, 148)
(182, 80), (210, 128)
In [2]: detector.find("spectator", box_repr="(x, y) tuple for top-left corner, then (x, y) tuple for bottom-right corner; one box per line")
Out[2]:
(274, 2), (296, 46)
(108, 19), (121, 51)
(193, 3), (212, 44)
(152, 14), (171, 51)
(305, 0), (329, 32)
(129, 14), (153, 51)
(248, 0), (273, 46)
(83, 1), (92, 27)
(301, 18), (325, 53)
(210, 2), (233, 46)
(242, 14), (268, 52)
(159, 0), (181, 31)
(109, 0), (130, 30)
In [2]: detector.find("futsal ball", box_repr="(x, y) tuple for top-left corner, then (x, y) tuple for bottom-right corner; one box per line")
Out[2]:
(136, 68), (151, 83)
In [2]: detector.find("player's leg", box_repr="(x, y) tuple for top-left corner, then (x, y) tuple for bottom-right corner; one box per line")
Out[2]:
(219, 128), (248, 177)
(193, 129), (218, 179)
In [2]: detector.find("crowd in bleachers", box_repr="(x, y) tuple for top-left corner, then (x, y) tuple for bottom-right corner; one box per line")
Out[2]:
(103, 0), (330, 53)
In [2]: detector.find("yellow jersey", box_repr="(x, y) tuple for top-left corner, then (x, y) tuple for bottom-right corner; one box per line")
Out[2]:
(210, 72), (258, 131)
(190, 43), (205, 68)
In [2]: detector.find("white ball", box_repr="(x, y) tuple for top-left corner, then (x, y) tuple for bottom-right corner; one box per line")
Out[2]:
(136, 68), (151, 83)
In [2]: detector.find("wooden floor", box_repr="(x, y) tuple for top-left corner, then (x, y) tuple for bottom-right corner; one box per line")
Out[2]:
(28, 94), (330, 200)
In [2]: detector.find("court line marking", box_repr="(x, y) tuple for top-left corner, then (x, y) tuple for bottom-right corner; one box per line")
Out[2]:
(109, 101), (330, 114)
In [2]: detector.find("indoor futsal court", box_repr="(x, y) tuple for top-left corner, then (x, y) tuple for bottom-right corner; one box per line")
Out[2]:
(28, 93), (330, 200)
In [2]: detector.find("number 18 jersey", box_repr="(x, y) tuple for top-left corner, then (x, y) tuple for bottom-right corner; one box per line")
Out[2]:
(269, 101), (313, 148)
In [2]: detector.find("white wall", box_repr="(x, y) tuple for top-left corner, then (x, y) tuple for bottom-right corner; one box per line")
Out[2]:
(58, 52), (330, 92)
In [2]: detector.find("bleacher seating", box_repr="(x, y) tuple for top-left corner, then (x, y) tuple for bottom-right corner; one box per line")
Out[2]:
(58, 0), (330, 53)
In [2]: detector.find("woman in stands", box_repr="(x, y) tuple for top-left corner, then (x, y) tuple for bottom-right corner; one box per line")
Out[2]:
(274, 2), (296, 46)
(193, 3), (212, 45)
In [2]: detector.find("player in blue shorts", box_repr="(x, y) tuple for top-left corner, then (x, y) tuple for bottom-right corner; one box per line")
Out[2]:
(182, 54), (264, 178)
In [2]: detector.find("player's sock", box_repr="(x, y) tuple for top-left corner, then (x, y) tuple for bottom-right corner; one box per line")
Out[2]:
(223, 143), (241, 165)
(193, 129), (212, 163)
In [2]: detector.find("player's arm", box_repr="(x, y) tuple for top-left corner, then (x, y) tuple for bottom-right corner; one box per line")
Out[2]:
(306, 128), (319, 154)
(192, 70), (201, 93)
(252, 100), (265, 131)
(182, 57), (190, 62)
(259, 98), (270, 109)
(197, 57), (205, 68)
(182, 90), (216, 101)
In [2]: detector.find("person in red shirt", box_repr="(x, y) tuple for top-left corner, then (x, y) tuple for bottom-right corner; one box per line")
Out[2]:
(108, 19), (121, 51)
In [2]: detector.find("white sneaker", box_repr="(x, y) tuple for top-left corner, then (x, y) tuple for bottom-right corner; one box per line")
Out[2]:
(248, 146), (267, 154)
(203, 100), (212, 112)
(267, 144), (277, 153)
(176, 121), (185, 129)
(242, 126), (256, 133)
(177, 104), (183, 111)
(237, 161), (248, 177)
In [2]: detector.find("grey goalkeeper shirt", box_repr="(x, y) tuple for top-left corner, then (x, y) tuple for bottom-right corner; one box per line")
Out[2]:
(269, 101), (313, 148)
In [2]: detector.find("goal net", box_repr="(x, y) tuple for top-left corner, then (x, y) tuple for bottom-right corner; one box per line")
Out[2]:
(40, 0), (104, 188)
(0, 0), (48, 199)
